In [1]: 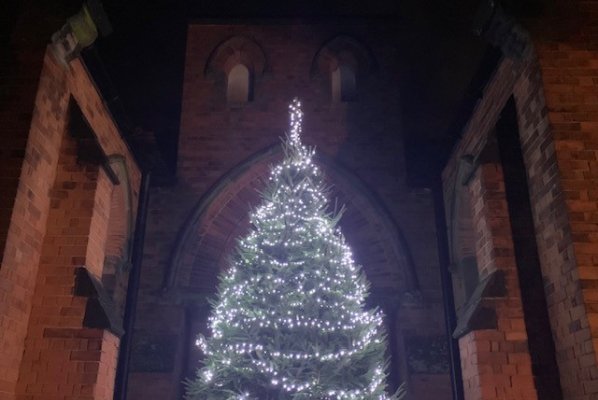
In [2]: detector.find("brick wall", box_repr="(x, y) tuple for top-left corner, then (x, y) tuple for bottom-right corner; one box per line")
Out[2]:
(0, 46), (141, 400)
(15, 136), (113, 399)
(0, 49), (69, 400)
(0, 51), (43, 265)
(457, 160), (538, 400)
(0, 8), (55, 264)
(442, 3), (598, 398)
(529, 6), (598, 396)
(129, 21), (450, 400)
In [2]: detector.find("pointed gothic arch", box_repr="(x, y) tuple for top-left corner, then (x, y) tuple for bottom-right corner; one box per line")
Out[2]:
(204, 35), (267, 79)
(310, 34), (378, 76)
(203, 35), (266, 104)
(162, 145), (419, 305)
(310, 34), (377, 102)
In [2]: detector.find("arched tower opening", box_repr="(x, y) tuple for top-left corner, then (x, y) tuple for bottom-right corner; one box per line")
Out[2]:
(162, 145), (420, 392)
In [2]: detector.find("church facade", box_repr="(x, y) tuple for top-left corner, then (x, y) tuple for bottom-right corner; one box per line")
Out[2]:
(126, 20), (451, 399)
(1, 1), (598, 400)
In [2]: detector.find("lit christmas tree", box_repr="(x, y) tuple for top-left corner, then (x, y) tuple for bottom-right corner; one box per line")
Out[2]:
(186, 99), (403, 400)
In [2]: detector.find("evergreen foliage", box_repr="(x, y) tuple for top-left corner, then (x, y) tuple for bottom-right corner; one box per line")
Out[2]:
(186, 99), (402, 400)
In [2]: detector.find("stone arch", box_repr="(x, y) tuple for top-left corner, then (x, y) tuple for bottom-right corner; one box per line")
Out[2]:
(310, 34), (378, 79)
(163, 145), (419, 304)
(446, 155), (479, 312)
(204, 35), (267, 79)
(103, 154), (135, 315)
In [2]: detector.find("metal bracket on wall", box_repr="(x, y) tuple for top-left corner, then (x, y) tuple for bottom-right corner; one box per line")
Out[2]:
(452, 270), (506, 339)
(74, 266), (124, 337)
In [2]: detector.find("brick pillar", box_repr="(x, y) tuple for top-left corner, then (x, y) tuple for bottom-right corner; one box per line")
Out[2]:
(15, 133), (117, 400)
(0, 35), (47, 259)
(0, 52), (70, 400)
(458, 162), (537, 400)
(528, 3), (598, 397)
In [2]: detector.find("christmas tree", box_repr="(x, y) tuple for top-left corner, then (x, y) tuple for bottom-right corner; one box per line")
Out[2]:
(186, 99), (402, 400)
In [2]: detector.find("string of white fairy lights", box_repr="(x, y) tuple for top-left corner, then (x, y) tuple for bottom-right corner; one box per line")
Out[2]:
(196, 99), (391, 400)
